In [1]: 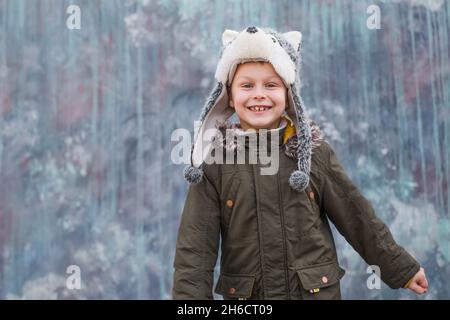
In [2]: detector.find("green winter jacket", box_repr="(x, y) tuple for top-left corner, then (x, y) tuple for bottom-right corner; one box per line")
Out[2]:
(172, 122), (420, 300)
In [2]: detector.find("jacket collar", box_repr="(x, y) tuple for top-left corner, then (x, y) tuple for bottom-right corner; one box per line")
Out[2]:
(213, 115), (324, 159)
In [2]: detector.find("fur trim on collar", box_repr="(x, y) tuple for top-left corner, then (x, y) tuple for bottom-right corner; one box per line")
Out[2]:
(212, 117), (324, 160)
(283, 118), (324, 159)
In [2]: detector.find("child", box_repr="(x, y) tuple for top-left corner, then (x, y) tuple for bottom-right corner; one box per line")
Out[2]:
(172, 26), (428, 299)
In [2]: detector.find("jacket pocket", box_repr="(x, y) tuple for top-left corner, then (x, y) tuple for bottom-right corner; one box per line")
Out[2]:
(214, 273), (255, 300)
(296, 261), (345, 300)
(304, 184), (321, 213)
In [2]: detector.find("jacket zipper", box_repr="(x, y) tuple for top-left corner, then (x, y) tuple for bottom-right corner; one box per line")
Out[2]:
(253, 164), (267, 299)
(277, 172), (291, 299)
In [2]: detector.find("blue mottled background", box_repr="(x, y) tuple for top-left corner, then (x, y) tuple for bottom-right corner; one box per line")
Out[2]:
(0, 0), (449, 299)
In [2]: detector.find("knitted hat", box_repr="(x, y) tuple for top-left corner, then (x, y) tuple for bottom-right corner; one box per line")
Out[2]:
(184, 26), (312, 192)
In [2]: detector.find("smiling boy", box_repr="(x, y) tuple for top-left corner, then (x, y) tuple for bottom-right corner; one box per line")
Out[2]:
(173, 26), (428, 300)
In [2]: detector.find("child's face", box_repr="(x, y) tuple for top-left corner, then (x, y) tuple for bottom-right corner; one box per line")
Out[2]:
(229, 62), (287, 131)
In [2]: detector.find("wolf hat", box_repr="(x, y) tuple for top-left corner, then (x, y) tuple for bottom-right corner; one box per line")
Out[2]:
(184, 26), (313, 192)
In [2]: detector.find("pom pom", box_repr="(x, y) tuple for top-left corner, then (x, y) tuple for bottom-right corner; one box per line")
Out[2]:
(183, 165), (204, 185)
(288, 170), (309, 192)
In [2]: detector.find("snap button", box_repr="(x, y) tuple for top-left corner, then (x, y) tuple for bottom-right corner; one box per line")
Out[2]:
(226, 199), (233, 208)
(322, 276), (328, 284)
(229, 287), (236, 294)
(309, 191), (315, 200)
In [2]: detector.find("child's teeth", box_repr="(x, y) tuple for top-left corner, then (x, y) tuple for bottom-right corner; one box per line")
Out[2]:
(249, 106), (270, 111)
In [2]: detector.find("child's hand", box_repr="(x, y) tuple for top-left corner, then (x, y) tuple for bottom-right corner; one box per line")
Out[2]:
(406, 267), (428, 294)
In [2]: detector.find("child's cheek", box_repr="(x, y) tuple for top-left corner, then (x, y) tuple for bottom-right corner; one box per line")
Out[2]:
(235, 93), (250, 106)
(273, 90), (287, 105)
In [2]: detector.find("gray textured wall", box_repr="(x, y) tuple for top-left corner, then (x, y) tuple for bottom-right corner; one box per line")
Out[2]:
(0, 0), (449, 299)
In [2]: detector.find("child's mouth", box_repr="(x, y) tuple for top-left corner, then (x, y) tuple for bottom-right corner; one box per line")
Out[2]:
(247, 105), (273, 113)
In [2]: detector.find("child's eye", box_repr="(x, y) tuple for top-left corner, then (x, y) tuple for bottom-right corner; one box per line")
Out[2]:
(241, 83), (253, 88)
(266, 83), (279, 87)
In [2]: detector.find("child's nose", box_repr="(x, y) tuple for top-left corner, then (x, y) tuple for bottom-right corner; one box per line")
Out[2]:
(252, 87), (267, 100)
(253, 94), (266, 100)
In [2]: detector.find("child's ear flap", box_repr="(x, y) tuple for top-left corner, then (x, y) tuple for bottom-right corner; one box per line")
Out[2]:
(282, 31), (302, 51)
(222, 29), (239, 46)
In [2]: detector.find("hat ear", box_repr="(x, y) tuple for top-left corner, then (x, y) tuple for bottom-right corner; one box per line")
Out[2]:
(282, 31), (302, 51)
(222, 29), (239, 46)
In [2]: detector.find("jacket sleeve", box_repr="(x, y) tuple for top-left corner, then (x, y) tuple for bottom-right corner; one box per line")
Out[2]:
(319, 142), (420, 289)
(172, 166), (221, 299)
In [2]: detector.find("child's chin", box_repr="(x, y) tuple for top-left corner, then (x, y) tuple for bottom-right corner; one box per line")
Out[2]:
(246, 121), (276, 130)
